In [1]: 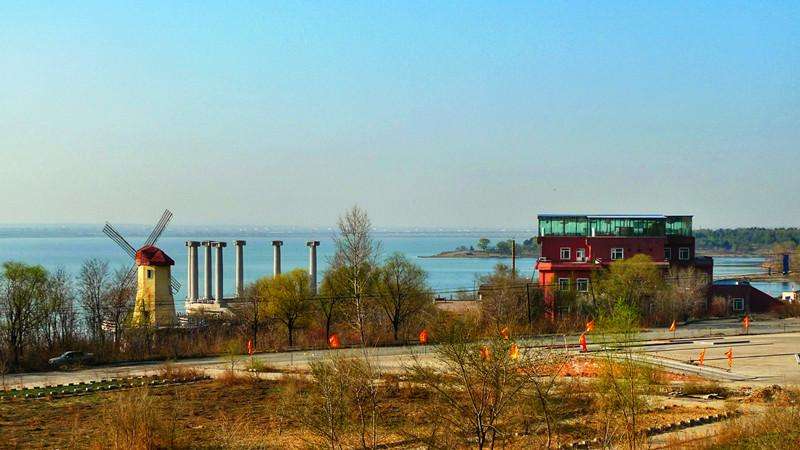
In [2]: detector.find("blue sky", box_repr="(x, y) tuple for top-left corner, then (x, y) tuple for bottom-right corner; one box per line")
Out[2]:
(0, 1), (798, 229)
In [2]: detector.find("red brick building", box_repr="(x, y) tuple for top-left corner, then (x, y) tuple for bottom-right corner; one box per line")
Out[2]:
(710, 281), (782, 314)
(535, 214), (713, 317)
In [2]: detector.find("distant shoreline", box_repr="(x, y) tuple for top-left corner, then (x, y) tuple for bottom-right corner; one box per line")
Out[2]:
(697, 251), (768, 258)
(423, 249), (766, 260)
(420, 250), (539, 259)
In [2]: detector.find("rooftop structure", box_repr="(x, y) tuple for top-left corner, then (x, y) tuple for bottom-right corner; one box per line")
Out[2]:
(135, 245), (176, 267)
(538, 214), (692, 238)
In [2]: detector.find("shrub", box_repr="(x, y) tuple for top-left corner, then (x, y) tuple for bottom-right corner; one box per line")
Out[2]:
(158, 362), (203, 380)
(97, 387), (169, 450)
(681, 380), (729, 397)
(707, 398), (800, 449)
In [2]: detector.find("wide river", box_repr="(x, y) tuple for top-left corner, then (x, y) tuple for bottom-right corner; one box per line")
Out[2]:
(0, 232), (796, 313)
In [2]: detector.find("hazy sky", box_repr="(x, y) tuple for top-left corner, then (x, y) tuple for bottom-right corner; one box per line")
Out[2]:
(1, 1), (798, 229)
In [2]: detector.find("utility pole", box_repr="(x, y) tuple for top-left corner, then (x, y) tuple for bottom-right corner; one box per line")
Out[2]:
(525, 282), (532, 326)
(511, 239), (517, 278)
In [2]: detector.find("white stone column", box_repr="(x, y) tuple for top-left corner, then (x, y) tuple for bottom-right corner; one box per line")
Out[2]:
(201, 241), (212, 300)
(234, 240), (246, 297)
(212, 241), (227, 305)
(272, 240), (283, 277)
(307, 240), (320, 294)
(185, 241), (200, 301)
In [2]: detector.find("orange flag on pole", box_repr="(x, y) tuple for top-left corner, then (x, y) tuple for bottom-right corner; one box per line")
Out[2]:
(743, 315), (750, 333)
(247, 339), (254, 356)
(509, 343), (520, 360)
(724, 347), (733, 369)
(328, 333), (341, 349)
(698, 349), (706, 366)
(586, 320), (595, 333)
(500, 327), (510, 340)
(418, 329), (429, 345)
(579, 333), (588, 353)
(669, 320), (677, 333)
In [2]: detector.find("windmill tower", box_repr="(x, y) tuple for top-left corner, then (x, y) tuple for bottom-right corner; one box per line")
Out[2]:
(133, 246), (177, 326)
(103, 210), (181, 327)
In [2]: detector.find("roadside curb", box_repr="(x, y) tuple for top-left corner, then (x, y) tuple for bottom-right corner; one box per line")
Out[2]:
(0, 374), (212, 401)
(557, 410), (740, 448)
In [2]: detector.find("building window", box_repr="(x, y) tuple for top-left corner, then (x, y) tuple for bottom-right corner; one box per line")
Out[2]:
(732, 298), (744, 311)
(558, 278), (570, 290)
(147, 269), (153, 279)
(576, 248), (586, 261)
(679, 247), (690, 260)
(576, 278), (589, 292)
(611, 248), (624, 260)
(560, 247), (571, 260)
(664, 247), (672, 260)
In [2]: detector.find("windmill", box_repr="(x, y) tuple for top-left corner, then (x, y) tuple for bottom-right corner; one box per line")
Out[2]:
(103, 209), (181, 294)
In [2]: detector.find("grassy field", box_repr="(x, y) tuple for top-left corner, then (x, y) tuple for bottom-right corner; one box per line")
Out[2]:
(0, 370), (763, 449)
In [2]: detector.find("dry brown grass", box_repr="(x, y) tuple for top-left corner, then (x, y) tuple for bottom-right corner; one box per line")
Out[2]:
(216, 368), (259, 386)
(157, 362), (204, 380)
(681, 380), (730, 397)
(704, 395), (800, 449)
(0, 367), (751, 449)
(244, 357), (279, 373)
(93, 387), (171, 450)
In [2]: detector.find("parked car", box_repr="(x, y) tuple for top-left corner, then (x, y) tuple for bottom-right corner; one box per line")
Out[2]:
(48, 351), (94, 368)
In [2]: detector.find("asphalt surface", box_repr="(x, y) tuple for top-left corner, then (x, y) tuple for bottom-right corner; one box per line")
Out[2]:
(4, 318), (800, 389)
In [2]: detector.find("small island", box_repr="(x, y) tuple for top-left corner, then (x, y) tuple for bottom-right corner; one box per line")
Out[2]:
(422, 237), (539, 258)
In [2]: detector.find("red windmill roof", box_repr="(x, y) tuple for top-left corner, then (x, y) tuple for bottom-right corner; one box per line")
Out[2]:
(135, 245), (175, 267)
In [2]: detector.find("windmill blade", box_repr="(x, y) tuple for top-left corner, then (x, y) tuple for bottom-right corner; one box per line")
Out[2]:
(103, 223), (137, 259)
(170, 275), (182, 294)
(124, 264), (137, 287)
(144, 209), (173, 247)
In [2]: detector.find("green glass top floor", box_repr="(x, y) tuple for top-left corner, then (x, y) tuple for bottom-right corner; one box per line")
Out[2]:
(537, 214), (692, 237)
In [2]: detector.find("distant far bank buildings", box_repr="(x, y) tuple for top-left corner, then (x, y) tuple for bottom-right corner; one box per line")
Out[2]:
(535, 214), (782, 318)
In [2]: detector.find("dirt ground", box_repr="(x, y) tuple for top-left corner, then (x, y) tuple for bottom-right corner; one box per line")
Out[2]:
(0, 373), (748, 449)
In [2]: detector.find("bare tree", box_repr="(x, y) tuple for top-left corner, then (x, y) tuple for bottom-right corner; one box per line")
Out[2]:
(523, 350), (573, 449)
(285, 358), (350, 449)
(407, 321), (532, 449)
(283, 355), (382, 449)
(376, 253), (432, 341)
(230, 283), (265, 349)
(662, 266), (709, 321)
(595, 305), (652, 449)
(331, 206), (381, 346)
(318, 266), (348, 342)
(478, 263), (528, 332)
(78, 259), (110, 345)
(104, 267), (135, 351)
(42, 267), (77, 351)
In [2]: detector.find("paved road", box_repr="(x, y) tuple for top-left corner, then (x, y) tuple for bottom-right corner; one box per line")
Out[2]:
(4, 318), (800, 389)
(1, 345), (431, 389)
(644, 331), (800, 385)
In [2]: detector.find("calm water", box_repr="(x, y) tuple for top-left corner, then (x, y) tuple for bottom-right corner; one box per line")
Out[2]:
(0, 233), (796, 313)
